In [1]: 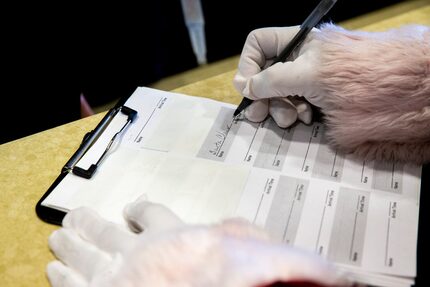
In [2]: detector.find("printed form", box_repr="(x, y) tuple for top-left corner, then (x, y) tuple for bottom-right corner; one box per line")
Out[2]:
(43, 87), (422, 287)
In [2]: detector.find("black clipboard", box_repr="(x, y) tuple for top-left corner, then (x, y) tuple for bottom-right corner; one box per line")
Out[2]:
(36, 94), (138, 225)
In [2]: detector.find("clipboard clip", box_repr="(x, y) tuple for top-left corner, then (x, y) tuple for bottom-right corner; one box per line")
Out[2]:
(63, 106), (138, 179)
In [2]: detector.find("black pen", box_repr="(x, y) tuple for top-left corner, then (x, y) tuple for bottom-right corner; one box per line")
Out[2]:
(233, 0), (338, 118)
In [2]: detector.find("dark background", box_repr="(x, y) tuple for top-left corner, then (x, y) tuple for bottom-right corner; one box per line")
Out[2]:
(2, 0), (406, 143)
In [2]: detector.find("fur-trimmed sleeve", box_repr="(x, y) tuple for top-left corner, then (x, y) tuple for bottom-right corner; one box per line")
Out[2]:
(315, 23), (430, 164)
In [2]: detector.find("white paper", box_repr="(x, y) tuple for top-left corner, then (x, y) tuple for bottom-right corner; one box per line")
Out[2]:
(43, 87), (422, 287)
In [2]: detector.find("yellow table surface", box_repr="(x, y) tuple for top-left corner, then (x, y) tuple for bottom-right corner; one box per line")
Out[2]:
(1, 3), (429, 286)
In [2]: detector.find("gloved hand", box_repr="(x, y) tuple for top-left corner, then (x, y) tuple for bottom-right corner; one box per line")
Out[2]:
(234, 24), (430, 164)
(47, 196), (351, 287)
(233, 26), (325, 128)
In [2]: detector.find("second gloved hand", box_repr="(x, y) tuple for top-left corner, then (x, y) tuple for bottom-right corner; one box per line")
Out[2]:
(233, 26), (326, 128)
(47, 196), (351, 287)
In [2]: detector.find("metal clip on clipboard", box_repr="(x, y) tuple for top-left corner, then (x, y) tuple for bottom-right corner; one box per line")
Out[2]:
(63, 105), (138, 179)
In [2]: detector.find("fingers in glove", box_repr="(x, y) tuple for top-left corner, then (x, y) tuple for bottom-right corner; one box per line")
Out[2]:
(244, 99), (269, 123)
(123, 199), (184, 234)
(247, 51), (318, 100)
(269, 98), (298, 128)
(249, 26), (302, 60)
(48, 228), (111, 281)
(46, 261), (87, 287)
(233, 26), (301, 93)
(63, 207), (137, 254)
(289, 96), (313, 125)
(236, 27), (301, 76)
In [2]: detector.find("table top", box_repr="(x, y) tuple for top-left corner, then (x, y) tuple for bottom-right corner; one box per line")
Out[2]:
(1, 3), (429, 286)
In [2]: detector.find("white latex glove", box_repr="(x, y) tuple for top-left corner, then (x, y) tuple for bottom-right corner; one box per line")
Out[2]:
(47, 197), (351, 287)
(233, 26), (326, 128)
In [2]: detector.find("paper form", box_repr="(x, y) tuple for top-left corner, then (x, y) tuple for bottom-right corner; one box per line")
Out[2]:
(42, 87), (421, 287)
